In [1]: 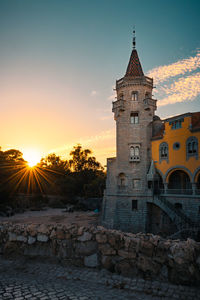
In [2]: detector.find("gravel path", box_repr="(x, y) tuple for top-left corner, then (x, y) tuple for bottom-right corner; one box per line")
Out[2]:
(0, 209), (99, 226)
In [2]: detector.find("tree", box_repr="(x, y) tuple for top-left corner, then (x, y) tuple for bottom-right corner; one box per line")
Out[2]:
(39, 153), (70, 174)
(69, 144), (103, 172)
(0, 148), (27, 206)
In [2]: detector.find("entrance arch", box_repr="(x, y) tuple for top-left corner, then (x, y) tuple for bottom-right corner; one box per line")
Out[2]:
(168, 170), (192, 194)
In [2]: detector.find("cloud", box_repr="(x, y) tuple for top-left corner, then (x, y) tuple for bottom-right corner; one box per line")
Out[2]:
(146, 50), (200, 107)
(90, 90), (98, 96)
(147, 51), (200, 84)
(158, 72), (200, 106)
(99, 115), (112, 121)
(48, 128), (115, 159)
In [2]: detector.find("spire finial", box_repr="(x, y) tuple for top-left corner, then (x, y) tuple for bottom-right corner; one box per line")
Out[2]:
(132, 27), (136, 49)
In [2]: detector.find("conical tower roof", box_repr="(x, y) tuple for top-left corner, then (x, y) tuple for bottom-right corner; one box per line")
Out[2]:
(125, 49), (144, 77)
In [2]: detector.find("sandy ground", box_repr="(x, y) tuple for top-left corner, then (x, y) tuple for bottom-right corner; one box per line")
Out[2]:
(0, 208), (100, 227)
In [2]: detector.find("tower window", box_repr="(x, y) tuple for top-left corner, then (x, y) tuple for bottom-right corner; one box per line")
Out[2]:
(129, 145), (140, 162)
(159, 142), (169, 163)
(132, 200), (138, 210)
(130, 112), (139, 124)
(133, 179), (141, 189)
(186, 136), (198, 160)
(131, 92), (138, 101)
(118, 173), (126, 187)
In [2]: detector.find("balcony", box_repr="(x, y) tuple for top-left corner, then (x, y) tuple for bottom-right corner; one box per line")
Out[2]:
(112, 99), (125, 112)
(129, 156), (140, 162)
(143, 98), (157, 110)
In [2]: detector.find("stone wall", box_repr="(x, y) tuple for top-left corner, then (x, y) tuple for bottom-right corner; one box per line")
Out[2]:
(0, 223), (200, 285)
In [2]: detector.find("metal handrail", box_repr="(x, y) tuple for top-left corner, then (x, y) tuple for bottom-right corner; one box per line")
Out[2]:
(160, 189), (193, 195)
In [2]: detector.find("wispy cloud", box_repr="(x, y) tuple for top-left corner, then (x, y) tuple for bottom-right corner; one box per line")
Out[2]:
(90, 90), (98, 96)
(48, 128), (115, 163)
(159, 72), (200, 106)
(147, 50), (200, 107)
(99, 115), (113, 121)
(147, 51), (200, 84)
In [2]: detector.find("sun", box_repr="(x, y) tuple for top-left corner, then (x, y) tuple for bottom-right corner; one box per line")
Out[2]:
(23, 149), (41, 167)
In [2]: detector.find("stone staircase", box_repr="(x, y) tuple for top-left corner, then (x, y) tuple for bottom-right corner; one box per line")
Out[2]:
(153, 195), (200, 238)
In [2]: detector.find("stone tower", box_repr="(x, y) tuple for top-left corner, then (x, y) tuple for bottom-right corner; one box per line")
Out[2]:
(102, 34), (157, 233)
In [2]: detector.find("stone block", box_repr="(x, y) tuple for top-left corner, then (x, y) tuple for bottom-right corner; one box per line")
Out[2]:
(84, 253), (99, 267)
(101, 255), (114, 271)
(27, 224), (38, 236)
(96, 233), (107, 243)
(8, 232), (17, 241)
(37, 234), (48, 242)
(28, 236), (36, 245)
(99, 243), (116, 255)
(118, 249), (136, 259)
(78, 232), (92, 242)
(16, 235), (27, 243)
(75, 241), (97, 256)
(115, 259), (138, 277)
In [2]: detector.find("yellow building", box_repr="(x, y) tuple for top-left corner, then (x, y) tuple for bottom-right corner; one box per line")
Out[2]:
(151, 112), (200, 194)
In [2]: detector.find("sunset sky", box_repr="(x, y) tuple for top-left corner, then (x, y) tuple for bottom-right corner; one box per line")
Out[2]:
(1, 0), (200, 165)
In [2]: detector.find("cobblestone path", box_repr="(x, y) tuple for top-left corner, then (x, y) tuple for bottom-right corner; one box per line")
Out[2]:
(0, 257), (199, 300)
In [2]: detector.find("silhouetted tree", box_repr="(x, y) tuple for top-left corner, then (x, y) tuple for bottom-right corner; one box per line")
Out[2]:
(69, 144), (103, 172)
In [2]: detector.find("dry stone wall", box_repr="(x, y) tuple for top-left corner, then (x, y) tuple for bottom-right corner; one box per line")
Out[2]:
(0, 223), (200, 285)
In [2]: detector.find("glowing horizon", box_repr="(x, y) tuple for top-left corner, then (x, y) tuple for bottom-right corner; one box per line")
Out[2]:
(1, 0), (200, 165)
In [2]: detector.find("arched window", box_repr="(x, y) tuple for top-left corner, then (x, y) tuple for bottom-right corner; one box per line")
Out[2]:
(135, 146), (139, 156)
(130, 112), (139, 124)
(130, 146), (134, 157)
(168, 170), (192, 193)
(186, 136), (198, 160)
(129, 145), (140, 161)
(159, 142), (169, 163)
(131, 91), (138, 101)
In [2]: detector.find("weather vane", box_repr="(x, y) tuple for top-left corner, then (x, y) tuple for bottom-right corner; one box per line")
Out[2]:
(132, 27), (136, 49)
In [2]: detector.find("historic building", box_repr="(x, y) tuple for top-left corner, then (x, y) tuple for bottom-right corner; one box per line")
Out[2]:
(102, 34), (200, 236)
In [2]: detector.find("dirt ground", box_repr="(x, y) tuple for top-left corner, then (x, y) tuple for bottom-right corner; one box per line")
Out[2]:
(0, 208), (100, 227)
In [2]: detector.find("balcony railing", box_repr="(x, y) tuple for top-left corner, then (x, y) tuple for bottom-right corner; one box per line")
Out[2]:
(160, 189), (193, 195)
(129, 156), (140, 162)
(143, 98), (157, 110)
(112, 99), (125, 112)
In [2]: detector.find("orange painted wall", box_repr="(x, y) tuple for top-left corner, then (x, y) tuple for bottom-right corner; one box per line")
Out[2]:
(151, 116), (200, 182)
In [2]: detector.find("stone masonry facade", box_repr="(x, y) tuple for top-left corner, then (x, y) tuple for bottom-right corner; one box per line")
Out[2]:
(102, 44), (157, 233)
(102, 38), (200, 236)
